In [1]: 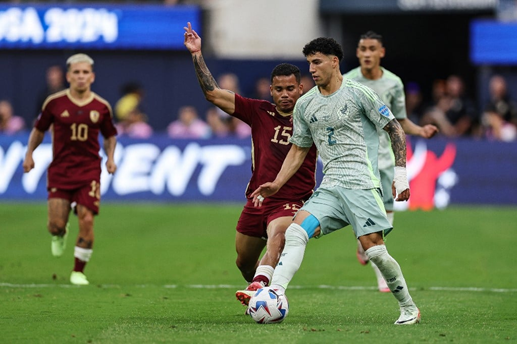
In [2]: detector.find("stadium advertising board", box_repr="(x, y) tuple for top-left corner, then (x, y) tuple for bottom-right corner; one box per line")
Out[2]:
(0, 134), (516, 208)
(0, 4), (200, 50)
(320, 0), (497, 13)
(471, 20), (517, 65)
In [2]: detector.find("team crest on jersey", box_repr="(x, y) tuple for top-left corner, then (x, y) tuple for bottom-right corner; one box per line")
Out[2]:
(90, 110), (100, 123)
(378, 105), (390, 117)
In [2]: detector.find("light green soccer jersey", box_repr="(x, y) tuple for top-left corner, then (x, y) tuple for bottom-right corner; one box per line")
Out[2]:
(291, 78), (395, 190)
(343, 67), (406, 170)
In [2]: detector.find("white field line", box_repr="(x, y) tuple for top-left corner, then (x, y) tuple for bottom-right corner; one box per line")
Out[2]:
(1, 282), (516, 293)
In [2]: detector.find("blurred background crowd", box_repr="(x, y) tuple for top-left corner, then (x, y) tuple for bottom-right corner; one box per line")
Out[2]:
(1, 0), (517, 142)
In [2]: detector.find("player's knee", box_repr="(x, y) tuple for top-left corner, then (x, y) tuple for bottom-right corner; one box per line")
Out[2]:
(297, 214), (320, 239)
(47, 219), (67, 235)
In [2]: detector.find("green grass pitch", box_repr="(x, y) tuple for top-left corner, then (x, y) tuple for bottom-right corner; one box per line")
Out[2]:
(1, 203), (516, 343)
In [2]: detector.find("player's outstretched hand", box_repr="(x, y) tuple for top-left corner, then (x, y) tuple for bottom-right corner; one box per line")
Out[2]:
(22, 156), (34, 173)
(184, 22), (201, 54)
(250, 182), (280, 208)
(421, 124), (439, 139)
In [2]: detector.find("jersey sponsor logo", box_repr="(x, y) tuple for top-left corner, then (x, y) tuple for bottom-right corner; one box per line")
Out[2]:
(309, 114), (318, 123)
(90, 110), (100, 123)
(60, 110), (69, 117)
(363, 218), (376, 227)
(378, 105), (390, 117)
(267, 111), (276, 117)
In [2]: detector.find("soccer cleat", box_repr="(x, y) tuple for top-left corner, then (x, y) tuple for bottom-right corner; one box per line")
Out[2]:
(356, 247), (369, 265)
(70, 271), (89, 285)
(395, 305), (421, 325)
(51, 223), (69, 257)
(236, 281), (264, 306)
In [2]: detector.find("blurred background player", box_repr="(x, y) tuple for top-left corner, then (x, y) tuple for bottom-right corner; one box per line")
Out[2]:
(344, 31), (438, 292)
(22, 54), (118, 286)
(252, 37), (420, 325)
(183, 22), (318, 308)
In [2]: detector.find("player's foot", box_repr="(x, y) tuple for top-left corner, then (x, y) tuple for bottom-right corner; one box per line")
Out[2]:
(70, 271), (89, 285)
(236, 281), (264, 306)
(51, 223), (69, 257)
(395, 305), (420, 325)
(356, 247), (369, 265)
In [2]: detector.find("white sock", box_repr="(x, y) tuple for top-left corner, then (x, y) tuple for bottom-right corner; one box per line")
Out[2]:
(365, 245), (413, 306)
(74, 246), (93, 262)
(270, 223), (309, 290)
(254, 265), (274, 286)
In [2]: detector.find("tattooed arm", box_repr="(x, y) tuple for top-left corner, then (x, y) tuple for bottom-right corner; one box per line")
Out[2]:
(384, 119), (407, 167)
(184, 22), (236, 114)
(384, 119), (410, 201)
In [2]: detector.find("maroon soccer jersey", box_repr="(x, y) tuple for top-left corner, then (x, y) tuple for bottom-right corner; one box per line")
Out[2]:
(35, 89), (117, 189)
(233, 94), (317, 202)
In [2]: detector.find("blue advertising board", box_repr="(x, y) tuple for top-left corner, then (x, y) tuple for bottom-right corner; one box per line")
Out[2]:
(471, 19), (517, 65)
(0, 134), (516, 208)
(0, 4), (200, 50)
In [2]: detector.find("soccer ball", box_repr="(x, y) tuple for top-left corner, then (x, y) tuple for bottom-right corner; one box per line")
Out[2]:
(247, 287), (289, 324)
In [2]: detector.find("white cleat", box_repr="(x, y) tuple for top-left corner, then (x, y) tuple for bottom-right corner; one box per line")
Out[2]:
(70, 271), (89, 285)
(395, 305), (421, 325)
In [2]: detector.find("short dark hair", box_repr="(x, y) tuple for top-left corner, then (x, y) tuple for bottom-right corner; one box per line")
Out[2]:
(271, 63), (301, 84)
(302, 37), (344, 62)
(360, 31), (383, 45)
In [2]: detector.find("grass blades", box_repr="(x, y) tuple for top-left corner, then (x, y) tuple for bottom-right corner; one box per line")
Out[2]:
(1, 203), (516, 343)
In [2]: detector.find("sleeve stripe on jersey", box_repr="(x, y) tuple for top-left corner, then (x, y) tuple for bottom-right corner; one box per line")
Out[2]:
(347, 81), (378, 102)
(41, 89), (68, 111)
(93, 93), (114, 118)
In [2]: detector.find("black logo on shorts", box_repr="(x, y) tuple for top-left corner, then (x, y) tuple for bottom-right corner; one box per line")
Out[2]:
(363, 218), (376, 227)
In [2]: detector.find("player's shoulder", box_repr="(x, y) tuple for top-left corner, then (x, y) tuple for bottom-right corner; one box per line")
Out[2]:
(344, 77), (375, 95)
(297, 86), (319, 108)
(41, 89), (68, 110)
(343, 67), (361, 79)
(92, 92), (113, 113)
(381, 68), (404, 86)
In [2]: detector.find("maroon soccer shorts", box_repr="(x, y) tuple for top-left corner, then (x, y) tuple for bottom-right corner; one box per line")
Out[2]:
(48, 181), (101, 215)
(236, 198), (305, 238)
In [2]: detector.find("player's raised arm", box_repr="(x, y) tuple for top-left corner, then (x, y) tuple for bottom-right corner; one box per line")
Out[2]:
(383, 119), (410, 202)
(184, 22), (236, 114)
(22, 128), (45, 173)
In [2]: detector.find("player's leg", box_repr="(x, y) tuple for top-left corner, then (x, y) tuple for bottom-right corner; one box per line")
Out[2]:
(356, 167), (393, 292)
(351, 189), (419, 325)
(70, 204), (94, 285)
(269, 210), (318, 294)
(235, 232), (266, 283)
(69, 182), (100, 285)
(252, 216), (292, 286)
(235, 232), (266, 306)
(360, 233), (420, 324)
(270, 188), (346, 294)
(249, 200), (306, 288)
(236, 214), (293, 305)
(47, 196), (72, 257)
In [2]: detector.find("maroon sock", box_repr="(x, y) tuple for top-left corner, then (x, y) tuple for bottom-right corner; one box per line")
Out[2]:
(253, 275), (270, 286)
(73, 258), (87, 273)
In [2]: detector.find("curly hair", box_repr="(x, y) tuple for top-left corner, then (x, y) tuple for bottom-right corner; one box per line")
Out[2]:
(302, 37), (344, 62)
